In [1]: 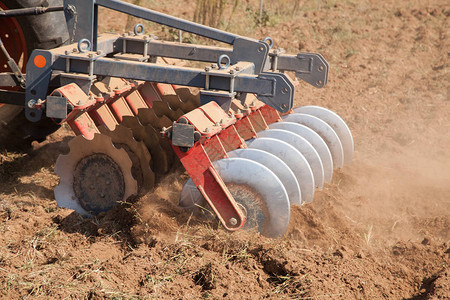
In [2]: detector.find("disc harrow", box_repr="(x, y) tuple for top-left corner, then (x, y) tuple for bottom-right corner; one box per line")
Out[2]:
(0, 0), (354, 238)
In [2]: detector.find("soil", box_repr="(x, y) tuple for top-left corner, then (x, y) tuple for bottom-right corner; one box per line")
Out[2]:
(1, 0), (449, 299)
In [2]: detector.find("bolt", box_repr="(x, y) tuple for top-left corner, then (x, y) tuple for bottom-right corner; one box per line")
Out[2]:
(205, 128), (210, 133)
(88, 53), (94, 58)
(211, 63), (217, 69)
(251, 101), (256, 107)
(235, 66), (241, 71)
(97, 50), (103, 55)
(72, 48), (77, 53)
(244, 104), (249, 109)
(220, 119), (224, 125)
(65, 50), (70, 55)
(229, 69), (236, 75)
(27, 99), (36, 109)
(236, 109), (241, 114)
(204, 66), (211, 72)
(214, 122), (220, 126)
(229, 218), (237, 226)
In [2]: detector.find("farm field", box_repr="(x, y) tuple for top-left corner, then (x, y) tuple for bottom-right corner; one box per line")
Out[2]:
(0, 0), (449, 298)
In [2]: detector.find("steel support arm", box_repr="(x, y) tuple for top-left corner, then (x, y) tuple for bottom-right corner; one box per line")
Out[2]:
(96, 0), (237, 45)
(92, 58), (294, 112)
(50, 56), (294, 112)
(0, 90), (25, 106)
(120, 37), (328, 88)
(64, 0), (269, 73)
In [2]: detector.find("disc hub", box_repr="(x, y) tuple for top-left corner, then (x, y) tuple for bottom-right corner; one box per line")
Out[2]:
(73, 153), (125, 214)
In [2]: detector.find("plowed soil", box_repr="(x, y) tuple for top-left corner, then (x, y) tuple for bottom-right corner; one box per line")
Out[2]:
(0, 0), (449, 299)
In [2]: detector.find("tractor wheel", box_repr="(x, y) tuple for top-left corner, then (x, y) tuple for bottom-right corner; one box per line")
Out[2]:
(0, 0), (69, 149)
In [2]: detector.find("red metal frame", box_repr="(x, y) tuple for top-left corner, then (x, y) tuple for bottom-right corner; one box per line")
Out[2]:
(171, 100), (284, 231)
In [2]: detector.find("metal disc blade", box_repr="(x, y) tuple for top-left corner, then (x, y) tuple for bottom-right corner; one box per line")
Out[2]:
(227, 148), (301, 205)
(294, 106), (354, 165)
(282, 113), (344, 169)
(257, 129), (325, 189)
(213, 157), (290, 238)
(269, 122), (333, 183)
(179, 157), (291, 238)
(246, 137), (315, 203)
(54, 134), (138, 217)
(179, 178), (205, 209)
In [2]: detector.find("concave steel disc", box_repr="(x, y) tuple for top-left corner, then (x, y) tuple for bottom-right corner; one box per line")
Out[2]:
(227, 148), (301, 205)
(269, 121), (333, 183)
(121, 115), (171, 175)
(179, 157), (290, 238)
(294, 106), (354, 165)
(54, 134), (138, 217)
(257, 129), (325, 189)
(282, 113), (344, 169)
(246, 137), (315, 203)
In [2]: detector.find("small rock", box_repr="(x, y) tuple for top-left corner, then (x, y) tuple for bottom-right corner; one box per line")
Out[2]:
(421, 237), (431, 246)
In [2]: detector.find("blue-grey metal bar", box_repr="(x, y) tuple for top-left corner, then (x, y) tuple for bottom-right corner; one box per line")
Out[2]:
(95, 0), (239, 44)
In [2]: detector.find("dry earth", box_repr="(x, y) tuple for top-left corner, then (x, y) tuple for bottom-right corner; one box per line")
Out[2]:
(0, 0), (449, 299)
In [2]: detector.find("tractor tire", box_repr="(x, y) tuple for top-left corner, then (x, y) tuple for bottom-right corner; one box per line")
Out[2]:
(0, 0), (69, 149)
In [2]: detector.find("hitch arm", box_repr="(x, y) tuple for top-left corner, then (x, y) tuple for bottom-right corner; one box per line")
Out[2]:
(66, 0), (269, 73)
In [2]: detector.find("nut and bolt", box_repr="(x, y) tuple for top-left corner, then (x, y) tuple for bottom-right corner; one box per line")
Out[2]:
(229, 218), (238, 226)
(27, 99), (37, 109)
(204, 66), (211, 72)
(235, 66), (241, 71)
(72, 48), (77, 53)
(229, 69), (236, 75)
(210, 63), (217, 69)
